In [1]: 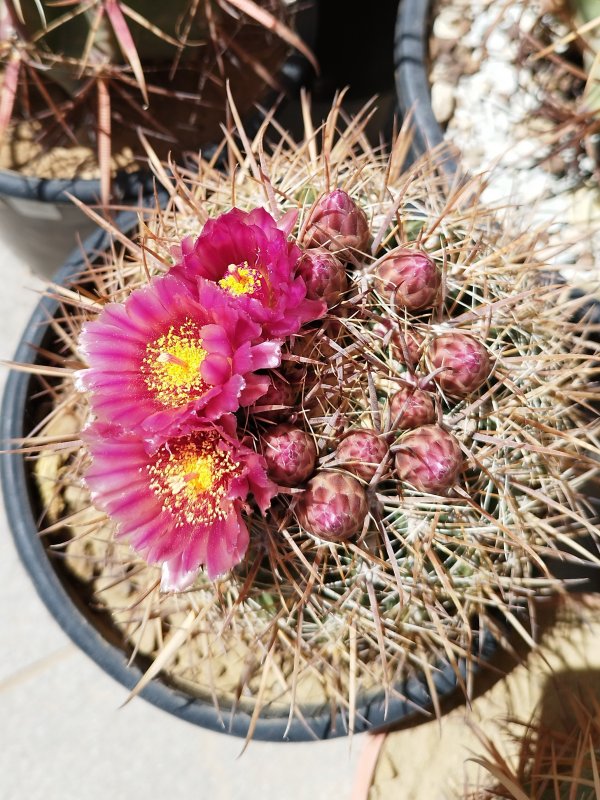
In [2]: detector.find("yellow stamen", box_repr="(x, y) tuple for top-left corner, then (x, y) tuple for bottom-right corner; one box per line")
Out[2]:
(147, 435), (240, 527)
(142, 320), (207, 407)
(182, 455), (215, 493)
(219, 262), (261, 297)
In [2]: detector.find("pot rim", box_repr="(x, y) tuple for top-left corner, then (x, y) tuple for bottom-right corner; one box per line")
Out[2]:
(394, 0), (458, 176)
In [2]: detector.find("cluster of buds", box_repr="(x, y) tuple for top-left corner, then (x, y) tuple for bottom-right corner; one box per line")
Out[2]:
(256, 193), (496, 544)
(255, 190), (375, 542)
(369, 247), (493, 499)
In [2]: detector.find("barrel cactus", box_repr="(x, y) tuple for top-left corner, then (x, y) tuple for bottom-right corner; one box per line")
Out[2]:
(0, 0), (313, 199)
(15, 96), (600, 737)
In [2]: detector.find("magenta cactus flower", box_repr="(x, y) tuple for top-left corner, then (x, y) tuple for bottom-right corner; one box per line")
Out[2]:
(303, 189), (370, 255)
(82, 417), (277, 591)
(335, 429), (389, 482)
(375, 249), (441, 310)
(260, 423), (317, 487)
(390, 386), (436, 430)
(173, 206), (325, 338)
(76, 275), (281, 440)
(395, 424), (463, 495)
(296, 471), (368, 542)
(428, 332), (491, 397)
(295, 248), (348, 306)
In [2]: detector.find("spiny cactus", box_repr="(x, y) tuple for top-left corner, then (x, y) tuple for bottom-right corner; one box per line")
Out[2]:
(467, 689), (600, 799)
(0, 0), (313, 200)
(517, 0), (600, 173)
(16, 96), (600, 736)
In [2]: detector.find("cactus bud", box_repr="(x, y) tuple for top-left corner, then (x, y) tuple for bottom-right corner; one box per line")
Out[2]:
(260, 424), (317, 487)
(428, 332), (491, 397)
(296, 471), (368, 542)
(390, 386), (436, 430)
(375, 249), (441, 310)
(395, 424), (463, 495)
(335, 429), (389, 482)
(304, 189), (370, 254)
(249, 375), (296, 421)
(296, 248), (349, 306)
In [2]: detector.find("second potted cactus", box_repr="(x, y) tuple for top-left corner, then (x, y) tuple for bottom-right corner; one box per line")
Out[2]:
(0, 0), (316, 270)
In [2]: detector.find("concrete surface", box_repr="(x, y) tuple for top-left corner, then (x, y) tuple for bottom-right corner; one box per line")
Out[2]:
(0, 231), (367, 800)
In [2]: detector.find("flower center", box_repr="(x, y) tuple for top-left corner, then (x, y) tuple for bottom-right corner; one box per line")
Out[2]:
(142, 320), (208, 407)
(219, 262), (263, 297)
(147, 433), (241, 526)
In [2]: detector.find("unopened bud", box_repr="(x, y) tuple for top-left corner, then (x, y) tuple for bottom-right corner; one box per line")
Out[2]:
(304, 190), (370, 254)
(296, 470), (368, 542)
(395, 424), (463, 495)
(335, 429), (389, 482)
(249, 375), (296, 421)
(390, 386), (436, 430)
(375, 249), (441, 310)
(428, 332), (491, 397)
(296, 248), (348, 306)
(260, 424), (317, 487)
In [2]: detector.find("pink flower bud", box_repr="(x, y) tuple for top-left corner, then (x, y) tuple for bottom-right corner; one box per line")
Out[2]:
(296, 248), (349, 306)
(375, 249), (441, 310)
(304, 190), (370, 254)
(296, 471), (368, 542)
(428, 332), (491, 397)
(395, 424), (463, 495)
(335, 429), (389, 481)
(260, 424), (317, 487)
(249, 375), (296, 421)
(390, 386), (435, 430)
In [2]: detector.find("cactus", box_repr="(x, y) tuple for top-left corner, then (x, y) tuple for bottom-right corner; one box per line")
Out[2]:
(0, 0), (314, 200)
(468, 689), (600, 800)
(14, 97), (600, 735)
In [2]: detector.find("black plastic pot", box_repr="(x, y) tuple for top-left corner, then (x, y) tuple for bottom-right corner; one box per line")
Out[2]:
(394, 0), (458, 176)
(0, 213), (499, 741)
(0, 169), (158, 277)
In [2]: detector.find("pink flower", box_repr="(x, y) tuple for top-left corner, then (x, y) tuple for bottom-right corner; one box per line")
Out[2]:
(82, 416), (276, 590)
(173, 207), (325, 337)
(77, 274), (281, 440)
